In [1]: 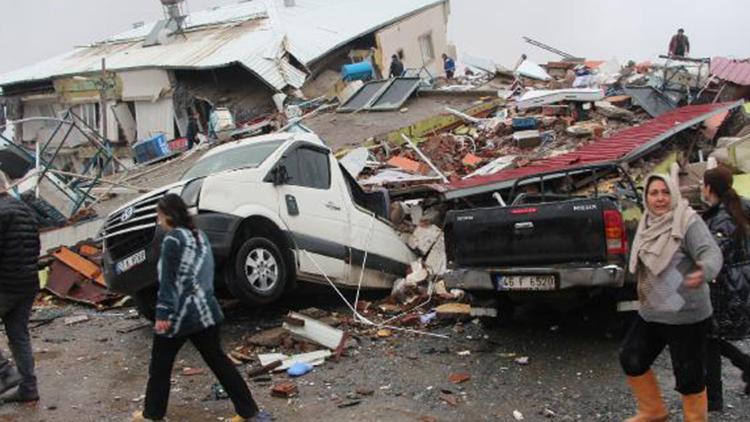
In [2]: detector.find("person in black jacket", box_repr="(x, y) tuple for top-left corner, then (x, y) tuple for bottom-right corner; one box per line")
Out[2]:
(0, 170), (40, 403)
(702, 166), (750, 412)
(186, 109), (199, 150)
(389, 54), (404, 78)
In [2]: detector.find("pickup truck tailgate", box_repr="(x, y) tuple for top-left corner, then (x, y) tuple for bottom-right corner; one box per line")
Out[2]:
(445, 198), (612, 268)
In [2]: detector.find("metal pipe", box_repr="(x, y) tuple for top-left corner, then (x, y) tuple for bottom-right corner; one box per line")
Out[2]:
(400, 134), (448, 183)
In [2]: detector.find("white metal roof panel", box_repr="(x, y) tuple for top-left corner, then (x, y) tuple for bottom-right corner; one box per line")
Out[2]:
(0, 0), (447, 90)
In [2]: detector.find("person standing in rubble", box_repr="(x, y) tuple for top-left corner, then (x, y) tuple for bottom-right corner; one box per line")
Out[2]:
(442, 53), (456, 79)
(389, 54), (404, 78)
(669, 28), (691, 57)
(133, 194), (264, 422)
(186, 109), (199, 150)
(620, 172), (722, 422)
(701, 166), (750, 412)
(0, 170), (40, 404)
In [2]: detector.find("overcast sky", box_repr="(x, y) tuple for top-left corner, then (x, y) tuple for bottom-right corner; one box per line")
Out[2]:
(0, 0), (748, 75)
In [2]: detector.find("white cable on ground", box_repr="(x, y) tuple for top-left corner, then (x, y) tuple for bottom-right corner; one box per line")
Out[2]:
(353, 210), (378, 321)
(300, 249), (449, 339)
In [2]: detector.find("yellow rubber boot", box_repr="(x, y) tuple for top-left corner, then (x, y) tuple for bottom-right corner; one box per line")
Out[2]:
(682, 389), (708, 422)
(625, 370), (669, 422)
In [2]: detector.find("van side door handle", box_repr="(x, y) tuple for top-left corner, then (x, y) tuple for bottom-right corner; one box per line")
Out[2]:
(325, 201), (341, 211)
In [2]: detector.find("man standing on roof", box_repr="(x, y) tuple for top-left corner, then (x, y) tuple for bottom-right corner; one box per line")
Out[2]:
(389, 54), (404, 78)
(442, 53), (456, 79)
(669, 28), (690, 58)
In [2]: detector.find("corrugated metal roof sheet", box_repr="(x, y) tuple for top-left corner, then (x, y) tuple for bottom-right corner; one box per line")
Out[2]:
(711, 57), (750, 86)
(0, 0), (446, 91)
(444, 101), (744, 200)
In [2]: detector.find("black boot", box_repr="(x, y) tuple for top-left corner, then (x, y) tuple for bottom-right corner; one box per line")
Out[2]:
(719, 339), (750, 395)
(0, 365), (21, 396)
(0, 387), (39, 403)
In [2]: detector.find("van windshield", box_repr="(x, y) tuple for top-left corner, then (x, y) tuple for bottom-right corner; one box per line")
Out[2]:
(181, 140), (283, 180)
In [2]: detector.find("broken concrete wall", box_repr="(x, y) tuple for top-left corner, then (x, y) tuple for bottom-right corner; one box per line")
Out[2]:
(375, 3), (450, 78)
(173, 66), (276, 126)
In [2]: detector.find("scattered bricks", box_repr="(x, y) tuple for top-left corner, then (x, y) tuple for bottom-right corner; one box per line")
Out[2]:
(387, 156), (422, 173)
(355, 300), (372, 313)
(604, 95), (632, 108)
(78, 245), (101, 257)
(448, 372), (471, 384)
(247, 327), (288, 348)
(376, 329), (393, 338)
(461, 153), (483, 167)
(182, 367), (206, 376)
(542, 105), (569, 116)
(399, 313), (421, 327)
(271, 382), (298, 398)
(435, 303), (472, 320)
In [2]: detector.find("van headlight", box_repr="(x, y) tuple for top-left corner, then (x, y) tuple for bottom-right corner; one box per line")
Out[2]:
(181, 178), (204, 208)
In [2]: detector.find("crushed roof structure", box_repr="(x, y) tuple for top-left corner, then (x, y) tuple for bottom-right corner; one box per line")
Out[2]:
(0, 0), (446, 91)
(444, 101), (744, 200)
(711, 57), (750, 87)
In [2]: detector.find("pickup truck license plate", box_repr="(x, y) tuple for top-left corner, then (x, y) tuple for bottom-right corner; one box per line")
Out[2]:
(116, 250), (146, 274)
(495, 274), (556, 291)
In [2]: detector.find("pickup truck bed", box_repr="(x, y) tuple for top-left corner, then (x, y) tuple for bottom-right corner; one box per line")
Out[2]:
(444, 197), (627, 292)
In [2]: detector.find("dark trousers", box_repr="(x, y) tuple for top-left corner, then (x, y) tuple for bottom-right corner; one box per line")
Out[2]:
(706, 336), (750, 402)
(143, 325), (258, 419)
(620, 316), (710, 395)
(0, 293), (38, 396)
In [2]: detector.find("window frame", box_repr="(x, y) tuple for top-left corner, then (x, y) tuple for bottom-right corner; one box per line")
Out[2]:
(418, 32), (435, 63)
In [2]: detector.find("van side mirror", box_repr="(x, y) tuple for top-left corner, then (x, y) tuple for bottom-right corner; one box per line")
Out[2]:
(272, 165), (288, 186)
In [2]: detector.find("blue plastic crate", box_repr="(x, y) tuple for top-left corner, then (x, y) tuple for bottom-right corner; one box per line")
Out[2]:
(512, 117), (539, 130)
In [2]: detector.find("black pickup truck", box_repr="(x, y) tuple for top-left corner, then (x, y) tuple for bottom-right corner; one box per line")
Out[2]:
(444, 164), (642, 318)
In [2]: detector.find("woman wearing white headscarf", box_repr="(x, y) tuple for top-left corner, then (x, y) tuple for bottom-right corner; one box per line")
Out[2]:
(620, 173), (722, 422)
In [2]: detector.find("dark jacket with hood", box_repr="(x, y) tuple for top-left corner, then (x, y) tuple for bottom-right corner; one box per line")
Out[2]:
(703, 199), (750, 339)
(0, 194), (40, 295)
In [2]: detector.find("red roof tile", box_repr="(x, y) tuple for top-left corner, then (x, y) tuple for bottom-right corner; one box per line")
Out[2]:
(711, 57), (750, 86)
(444, 101), (743, 200)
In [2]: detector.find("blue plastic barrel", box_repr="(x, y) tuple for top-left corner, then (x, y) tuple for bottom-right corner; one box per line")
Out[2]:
(341, 61), (374, 81)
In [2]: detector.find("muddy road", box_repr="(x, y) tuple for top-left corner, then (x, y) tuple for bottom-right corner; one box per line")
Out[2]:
(0, 285), (748, 421)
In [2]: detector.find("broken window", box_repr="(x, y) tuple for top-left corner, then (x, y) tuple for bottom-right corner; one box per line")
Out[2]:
(283, 147), (331, 190)
(419, 32), (435, 62)
(67, 103), (99, 130)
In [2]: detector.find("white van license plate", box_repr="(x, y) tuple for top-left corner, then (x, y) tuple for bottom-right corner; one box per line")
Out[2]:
(495, 275), (556, 291)
(116, 250), (146, 274)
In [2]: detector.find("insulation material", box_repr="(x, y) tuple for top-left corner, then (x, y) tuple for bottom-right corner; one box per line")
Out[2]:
(120, 69), (171, 102)
(135, 98), (174, 140)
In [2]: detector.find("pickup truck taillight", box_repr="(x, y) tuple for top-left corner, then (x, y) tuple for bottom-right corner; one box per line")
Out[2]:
(603, 209), (627, 256)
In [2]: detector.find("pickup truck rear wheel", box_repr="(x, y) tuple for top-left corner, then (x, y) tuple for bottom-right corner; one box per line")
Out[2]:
(226, 237), (287, 305)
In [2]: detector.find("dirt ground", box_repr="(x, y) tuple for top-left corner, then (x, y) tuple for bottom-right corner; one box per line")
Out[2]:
(0, 285), (748, 422)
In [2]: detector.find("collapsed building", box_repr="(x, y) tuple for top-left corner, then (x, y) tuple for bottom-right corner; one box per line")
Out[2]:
(0, 0), (452, 161)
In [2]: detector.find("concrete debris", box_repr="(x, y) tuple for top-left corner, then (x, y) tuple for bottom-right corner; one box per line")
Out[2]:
(247, 327), (288, 347)
(435, 303), (472, 319)
(258, 350), (332, 372)
(282, 312), (346, 351)
(63, 315), (89, 326)
(513, 410), (525, 420)
(407, 225), (442, 256)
